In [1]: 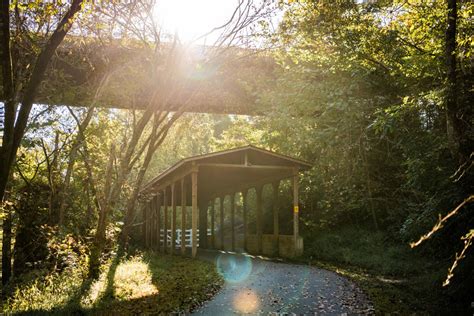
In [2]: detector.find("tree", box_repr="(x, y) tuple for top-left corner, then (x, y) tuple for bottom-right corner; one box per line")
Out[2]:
(445, 0), (473, 165)
(1, 0), (84, 286)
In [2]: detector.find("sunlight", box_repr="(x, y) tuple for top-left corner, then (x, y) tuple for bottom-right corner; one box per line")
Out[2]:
(216, 253), (253, 283)
(81, 257), (158, 307)
(233, 289), (260, 314)
(153, 0), (239, 43)
(113, 259), (159, 300)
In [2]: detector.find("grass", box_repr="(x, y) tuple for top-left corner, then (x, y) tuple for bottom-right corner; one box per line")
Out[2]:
(2, 251), (223, 315)
(300, 226), (460, 315)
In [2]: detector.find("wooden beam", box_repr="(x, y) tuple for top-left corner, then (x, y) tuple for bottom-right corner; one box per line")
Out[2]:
(272, 181), (280, 256)
(171, 182), (176, 255)
(163, 188), (168, 254)
(220, 196), (224, 250)
(150, 164), (193, 193)
(242, 189), (248, 251)
(256, 185), (263, 254)
(191, 170), (198, 258)
(210, 173), (294, 200)
(180, 177), (186, 255)
(293, 170), (299, 251)
(198, 163), (295, 170)
(230, 193), (235, 251)
(210, 199), (215, 249)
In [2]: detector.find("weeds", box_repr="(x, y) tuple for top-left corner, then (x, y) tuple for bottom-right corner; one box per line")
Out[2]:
(2, 251), (223, 315)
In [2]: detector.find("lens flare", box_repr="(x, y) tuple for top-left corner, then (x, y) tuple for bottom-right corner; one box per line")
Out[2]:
(233, 289), (260, 314)
(216, 253), (252, 283)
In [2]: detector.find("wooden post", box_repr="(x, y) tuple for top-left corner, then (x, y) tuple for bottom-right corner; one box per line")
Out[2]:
(144, 203), (149, 248)
(180, 177), (186, 255)
(210, 199), (215, 249)
(191, 170), (198, 258)
(242, 189), (248, 251)
(272, 181), (280, 256)
(156, 193), (161, 252)
(153, 195), (160, 250)
(163, 188), (168, 253)
(230, 193), (235, 251)
(199, 201), (208, 249)
(220, 196), (224, 250)
(151, 197), (156, 249)
(171, 182), (176, 255)
(256, 185), (263, 254)
(148, 202), (153, 249)
(142, 203), (148, 248)
(150, 195), (156, 249)
(293, 170), (299, 252)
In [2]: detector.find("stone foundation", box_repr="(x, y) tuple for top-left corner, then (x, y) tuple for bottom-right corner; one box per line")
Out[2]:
(208, 234), (303, 258)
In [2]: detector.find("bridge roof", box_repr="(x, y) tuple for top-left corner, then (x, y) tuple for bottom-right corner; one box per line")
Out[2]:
(142, 145), (311, 201)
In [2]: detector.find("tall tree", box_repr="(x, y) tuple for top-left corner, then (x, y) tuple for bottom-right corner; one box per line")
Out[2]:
(0, 0), (84, 286)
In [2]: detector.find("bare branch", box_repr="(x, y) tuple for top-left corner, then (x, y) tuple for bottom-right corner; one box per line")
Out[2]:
(443, 231), (473, 286)
(410, 195), (474, 248)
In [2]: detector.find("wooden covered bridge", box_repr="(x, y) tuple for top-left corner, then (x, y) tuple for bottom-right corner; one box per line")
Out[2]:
(139, 145), (311, 258)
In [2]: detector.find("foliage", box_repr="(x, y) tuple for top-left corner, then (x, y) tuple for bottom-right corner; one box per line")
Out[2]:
(12, 182), (52, 275)
(249, 0), (472, 260)
(212, 0), (474, 311)
(304, 226), (432, 277)
(301, 226), (465, 314)
(1, 0), (472, 313)
(2, 252), (223, 315)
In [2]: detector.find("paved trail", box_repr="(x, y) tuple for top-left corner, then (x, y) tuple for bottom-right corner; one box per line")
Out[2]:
(194, 250), (373, 315)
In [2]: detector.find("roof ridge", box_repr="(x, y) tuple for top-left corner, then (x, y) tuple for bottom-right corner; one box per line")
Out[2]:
(141, 145), (312, 193)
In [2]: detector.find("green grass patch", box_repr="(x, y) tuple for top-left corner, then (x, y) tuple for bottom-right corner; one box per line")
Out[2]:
(2, 251), (223, 315)
(306, 259), (447, 315)
(304, 226), (432, 276)
(301, 226), (459, 314)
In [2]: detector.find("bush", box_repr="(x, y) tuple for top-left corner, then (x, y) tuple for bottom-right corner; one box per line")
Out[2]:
(303, 226), (430, 276)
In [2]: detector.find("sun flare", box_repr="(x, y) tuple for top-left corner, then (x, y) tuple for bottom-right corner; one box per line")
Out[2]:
(153, 0), (239, 43)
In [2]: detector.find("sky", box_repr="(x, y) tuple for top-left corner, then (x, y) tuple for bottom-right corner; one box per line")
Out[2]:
(153, 0), (244, 44)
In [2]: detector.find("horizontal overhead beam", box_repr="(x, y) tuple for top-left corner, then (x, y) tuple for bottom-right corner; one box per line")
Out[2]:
(4, 42), (276, 115)
(198, 163), (296, 170)
(147, 165), (194, 193)
(209, 172), (295, 199)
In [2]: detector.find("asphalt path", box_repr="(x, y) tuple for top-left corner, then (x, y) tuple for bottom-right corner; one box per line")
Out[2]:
(193, 250), (373, 315)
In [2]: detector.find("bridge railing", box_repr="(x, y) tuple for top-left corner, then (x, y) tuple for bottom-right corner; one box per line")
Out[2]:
(159, 229), (211, 248)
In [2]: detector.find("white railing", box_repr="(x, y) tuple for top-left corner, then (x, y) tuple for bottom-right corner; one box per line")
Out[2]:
(159, 228), (211, 248)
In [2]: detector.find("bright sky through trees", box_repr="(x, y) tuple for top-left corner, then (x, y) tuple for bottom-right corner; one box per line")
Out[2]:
(153, 0), (240, 43)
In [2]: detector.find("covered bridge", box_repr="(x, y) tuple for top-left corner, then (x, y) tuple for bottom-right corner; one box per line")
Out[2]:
(139, 145), (312, 258)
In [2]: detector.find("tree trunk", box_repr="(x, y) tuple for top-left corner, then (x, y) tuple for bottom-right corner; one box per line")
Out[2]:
(1, 208), (12, 287)
(445, 0), (472, 165)
(0, 0), (84, 202)
(119, 112), (181, 247)
(58, 107), (95, 228)
(88, 145), (115, 279)
(445, 0), (458, 154)
(0, 5), (16, 280)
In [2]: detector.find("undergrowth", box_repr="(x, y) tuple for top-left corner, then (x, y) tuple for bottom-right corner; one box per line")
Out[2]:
(2, 251), (223, 315)
(301, 226), (466, 314)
